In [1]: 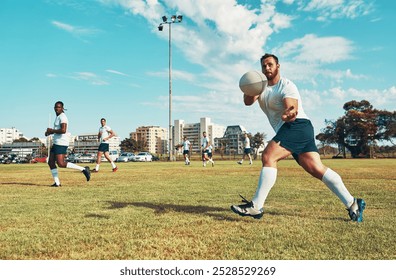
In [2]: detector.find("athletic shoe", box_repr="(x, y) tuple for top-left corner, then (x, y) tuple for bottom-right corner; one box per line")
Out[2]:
(231, 195), (264, 219)
(112, 167), (118, 172)
(237, 161), (242, 165)
(91, 169), (99, 173)
(82, 166), (91, 181)
(347, 198), (366, 222)
(50, 183), (61, 187)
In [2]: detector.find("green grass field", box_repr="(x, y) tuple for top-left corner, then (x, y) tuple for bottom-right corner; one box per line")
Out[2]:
(0, 158), (395, 260)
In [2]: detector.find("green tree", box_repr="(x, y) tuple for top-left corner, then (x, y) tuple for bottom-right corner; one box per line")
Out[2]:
(120, 138), (147, 153)
(251, 132), (266, 159)
(317, 100), (396, 158)
(13, 137), (29, 142)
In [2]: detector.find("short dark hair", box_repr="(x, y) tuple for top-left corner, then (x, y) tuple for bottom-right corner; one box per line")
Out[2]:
(260, 53), (279, 65)
(101, 118), (106, 122)
(55, 101), (64, 108)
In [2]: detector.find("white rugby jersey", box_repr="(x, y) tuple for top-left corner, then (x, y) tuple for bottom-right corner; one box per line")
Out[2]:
(99, 125), (112, 143)
(182, 140), (191, 151)
(244, 137), (251, 149)
(258, 77), (309, 133)
(53, 112), (70, 146)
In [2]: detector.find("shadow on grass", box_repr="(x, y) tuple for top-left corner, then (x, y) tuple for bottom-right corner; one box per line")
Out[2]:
(85, 213), (111, 219)
(105, 201), (244, 222)
(0, 182), (42, 187)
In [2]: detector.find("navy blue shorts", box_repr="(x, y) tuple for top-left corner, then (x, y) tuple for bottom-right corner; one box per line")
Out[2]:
(50, 144), (68, 155)
(98, 143), (109, 152)
(183, 150), (190, 155)
(273, 119), (318, 162)
(202, 150), (212, 158)
(244, 148), (251, 155)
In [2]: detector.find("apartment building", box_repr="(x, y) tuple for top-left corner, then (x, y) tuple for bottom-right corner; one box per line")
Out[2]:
(174, 117), (225, 153)
(0, 127), (25, 144)
(130, 126), (167, 155)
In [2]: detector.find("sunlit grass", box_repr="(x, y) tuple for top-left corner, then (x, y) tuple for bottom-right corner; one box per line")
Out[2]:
(0, 158), (395, 260)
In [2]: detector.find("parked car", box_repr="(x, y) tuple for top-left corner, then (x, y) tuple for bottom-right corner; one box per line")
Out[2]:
(116, 152), (135, 162)
(75, 153), (96, 163)
(1, 154), (20, 164)
(66, 153), (81, 163)
(132, 152), (153, 162)
(101, 150), (120, 162)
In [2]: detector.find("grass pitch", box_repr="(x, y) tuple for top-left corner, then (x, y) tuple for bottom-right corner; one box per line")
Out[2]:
(0, 158), (395, 260)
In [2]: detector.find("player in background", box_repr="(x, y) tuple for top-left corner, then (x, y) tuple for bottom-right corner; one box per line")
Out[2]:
(45, 101), (90, 187)
(231, 54), (365, 222)
(92, 118), (118, 172)
(207, 144), (215, 167)
(182, 136), (191, 165)
(237, 131), (253, 165)
(201, 131), (214, 167)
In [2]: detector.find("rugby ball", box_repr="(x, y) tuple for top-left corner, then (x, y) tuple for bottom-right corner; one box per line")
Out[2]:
(239, 70), (267, 96)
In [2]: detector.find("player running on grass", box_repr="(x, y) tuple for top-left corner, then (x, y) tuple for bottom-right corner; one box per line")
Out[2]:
(92, 118), (118, 173)
(182, 136), (191, 165)
(45, 101), (90, 187)
(201, 131), (214, 167)
(237, 131), (253, 165)
(231, 54), (365, 222)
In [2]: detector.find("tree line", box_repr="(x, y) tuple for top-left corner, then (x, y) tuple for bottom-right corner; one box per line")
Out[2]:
(316, 100), (395, 158)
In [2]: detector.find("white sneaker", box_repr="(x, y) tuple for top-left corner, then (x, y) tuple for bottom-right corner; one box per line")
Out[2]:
(231, 195), (263, 219)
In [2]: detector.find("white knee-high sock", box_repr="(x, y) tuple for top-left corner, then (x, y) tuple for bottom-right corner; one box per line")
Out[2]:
(66, 162), (85, 171)
(252, 167), (278, 210)
(51, 168), (60, 185)
(322, 168), (354, 208)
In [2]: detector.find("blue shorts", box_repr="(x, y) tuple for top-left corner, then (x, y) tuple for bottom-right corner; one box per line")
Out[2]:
(273, 119), (318, 162)
(183, 150), (190, 155)
(98, 143), (109, 152)
(51, 144), (68, 155)
(244, 148), (251, 155)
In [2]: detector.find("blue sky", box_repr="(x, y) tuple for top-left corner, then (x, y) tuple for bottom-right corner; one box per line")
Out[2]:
(1, 0), (395, 141)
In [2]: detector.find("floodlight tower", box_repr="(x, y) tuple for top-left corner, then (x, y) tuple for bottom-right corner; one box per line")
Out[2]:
(158, 15), (183, 161)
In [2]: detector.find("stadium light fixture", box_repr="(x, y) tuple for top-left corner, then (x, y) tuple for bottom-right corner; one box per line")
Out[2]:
(157, 15), (183, 161)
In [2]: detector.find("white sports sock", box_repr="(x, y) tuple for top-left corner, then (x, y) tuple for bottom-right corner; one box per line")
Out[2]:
(95, 164), (100, 171)
(50, 168), (60, 185)
(322, 168), (354, 208)
(66, 162), (85, 171)
(110, 161), (116, 169)
(252, 167), (277, 210)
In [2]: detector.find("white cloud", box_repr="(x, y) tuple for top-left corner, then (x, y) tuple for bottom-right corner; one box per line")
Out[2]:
(300, 0), (374, 20)
(72, 72), (109, 85)
(106, 69), (129, 76)
(277, 34), (355, 64)
(51, 20), (101, 36)
(147, 69), (195, 82)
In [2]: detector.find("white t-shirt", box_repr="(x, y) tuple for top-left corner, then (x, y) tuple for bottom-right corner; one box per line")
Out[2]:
(99, 125), (112, 143)
(201, 136), (209, 150)
(258, 77), (308, 133)
(53, 112), (70, 146)
(244, 137), (251, 149)
(182, 140), (191, 151)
